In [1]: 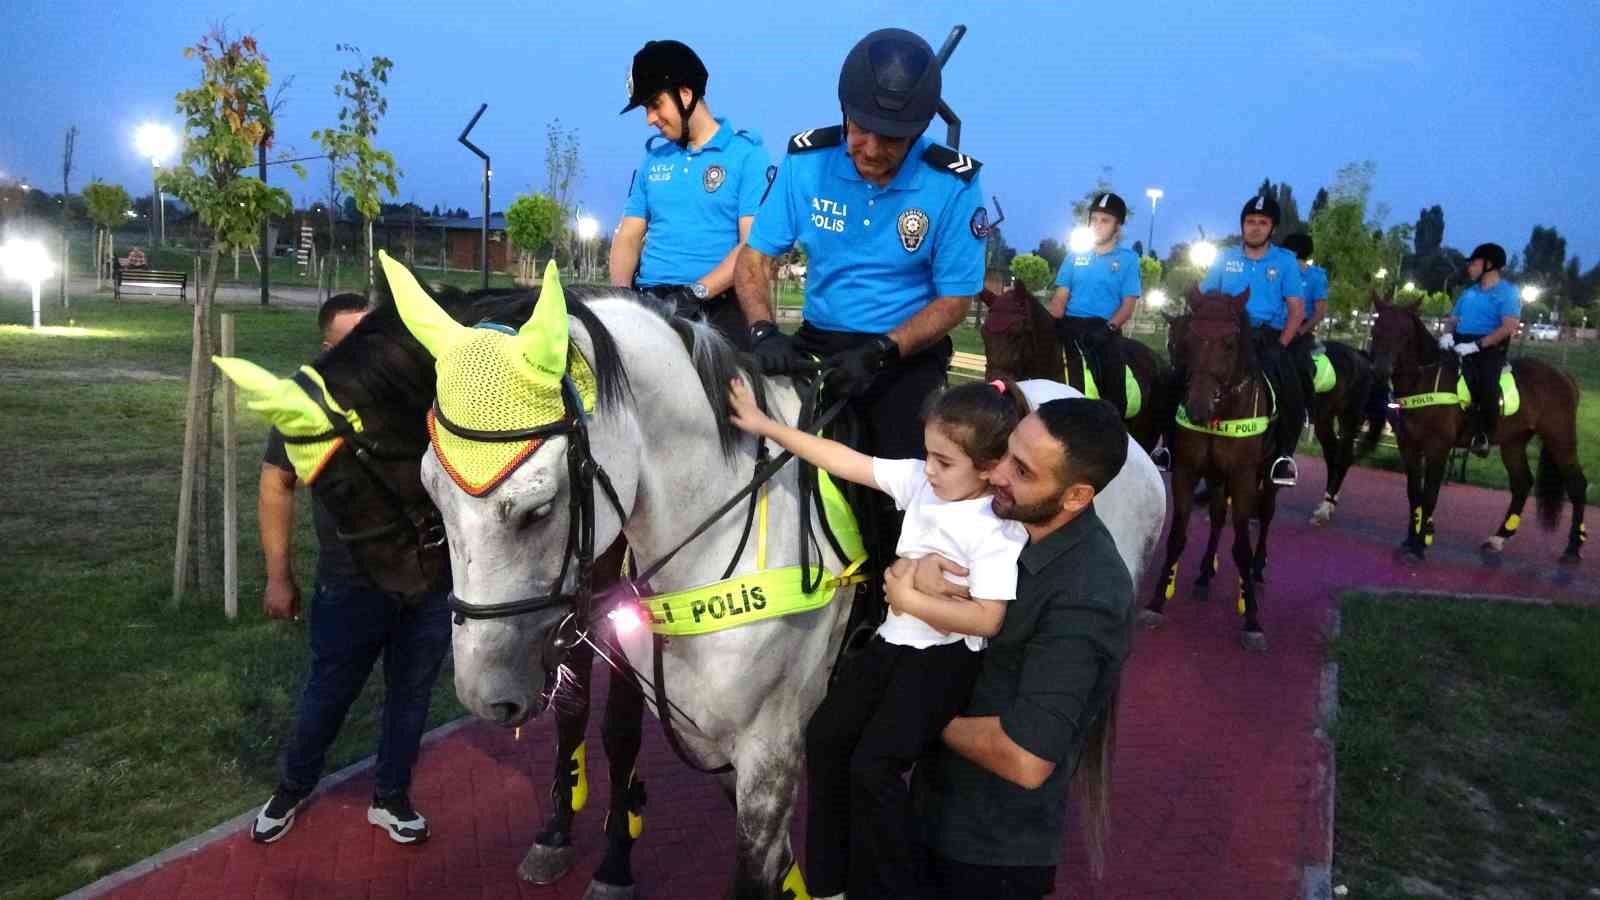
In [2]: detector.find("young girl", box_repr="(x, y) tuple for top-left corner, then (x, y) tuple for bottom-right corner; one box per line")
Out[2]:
(727, 376), (1031, 900)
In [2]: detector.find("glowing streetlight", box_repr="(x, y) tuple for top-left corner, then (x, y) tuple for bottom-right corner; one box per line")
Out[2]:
(1147, 288), (1169, 309)
(1068, 225), (1095, 255)
(135, 123), (179, 246)
(1403, 281), (1416, 292)
(1520, 285), (1542, 303)
(1374, 267), (1388, 280)
(575, 215), (600, 281)
(1, 238), (58, 329)
(1189, 240), (1217, 270)
(1144, 187), (1163, 256)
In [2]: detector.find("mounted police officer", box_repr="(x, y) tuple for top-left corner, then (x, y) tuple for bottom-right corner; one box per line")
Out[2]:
(1441, 242), (1520, 455)
(1049, 191), (1141, 418)
(1282, 233), (1328, 335)
(735, 27), (987, 551)
(610, 39), (771, 349)
(1200, 194), (1308, 486)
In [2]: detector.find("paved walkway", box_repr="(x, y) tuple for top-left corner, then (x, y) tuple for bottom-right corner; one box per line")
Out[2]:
(76, 458), (1594, 900)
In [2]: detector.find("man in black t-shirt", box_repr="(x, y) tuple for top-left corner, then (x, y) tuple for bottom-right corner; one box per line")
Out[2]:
(249, 294), (451, 847)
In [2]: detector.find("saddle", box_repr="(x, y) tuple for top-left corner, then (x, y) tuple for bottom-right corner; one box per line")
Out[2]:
(1068, 339), (1143, 419)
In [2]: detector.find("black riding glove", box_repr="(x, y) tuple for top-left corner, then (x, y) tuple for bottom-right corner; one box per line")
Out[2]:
(749, 321), (814, 376)
(826, 335), (900, 398)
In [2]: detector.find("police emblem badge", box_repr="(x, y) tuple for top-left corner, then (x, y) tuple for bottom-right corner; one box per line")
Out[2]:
(897, 208), (930, 253)
(969, 207), (990, 240)
(703, 164), (726, 192)
(1267, 267), (1278, 280)
(1110, 260), (1120, 272)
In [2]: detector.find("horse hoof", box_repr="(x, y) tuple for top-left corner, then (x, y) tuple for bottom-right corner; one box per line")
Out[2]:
(1138, 609), (1168, 631)
(518, 842), (578, 885)
(581, 880), (639, 900)
(1481, 535), (1506, 553)
(1239, 631), (1268, 653)
(1560, 550), (1582, 565)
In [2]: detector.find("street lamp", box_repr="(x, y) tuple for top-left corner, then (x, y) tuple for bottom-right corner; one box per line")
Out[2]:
(135, 123), (178, 247)
(1403, 281), (1416, 292)
(1, 238), (58, 329)
(1521, 285), (1542, 303)
(1374, 267), (1388, 281)
(1144, 187), (1163, 257)
(1068, 225), (1095, 255)
(1189, 240), (1217, 270)
(576, 215), (599, 281)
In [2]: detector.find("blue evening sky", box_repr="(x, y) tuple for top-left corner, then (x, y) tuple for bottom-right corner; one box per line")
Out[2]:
(3, 0), (1596, 265)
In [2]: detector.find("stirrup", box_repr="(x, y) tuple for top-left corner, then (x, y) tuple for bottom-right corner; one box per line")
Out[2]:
(1149, 445), (1172, 472)
(1269, 456), (1298, 487)
(1469, 433), (1492, 457)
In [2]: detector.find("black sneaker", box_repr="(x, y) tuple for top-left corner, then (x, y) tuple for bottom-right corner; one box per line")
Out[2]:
(251, 785), (309, 844)
(368, 791), (429, 844)
(1269, 456), (1298, 487)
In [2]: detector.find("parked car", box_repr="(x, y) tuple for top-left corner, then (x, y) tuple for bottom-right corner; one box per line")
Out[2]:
(1528, 323), (1559, 341)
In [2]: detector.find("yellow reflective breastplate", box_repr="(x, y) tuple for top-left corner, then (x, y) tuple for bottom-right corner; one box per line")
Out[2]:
(1175, 379), (1274, 438)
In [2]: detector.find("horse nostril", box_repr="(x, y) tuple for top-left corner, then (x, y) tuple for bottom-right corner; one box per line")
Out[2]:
(489, 701), (523, 726)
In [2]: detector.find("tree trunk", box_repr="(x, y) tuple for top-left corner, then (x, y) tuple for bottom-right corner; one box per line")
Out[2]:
(365, 216), (375, 300)
(171, 243), (222, 604)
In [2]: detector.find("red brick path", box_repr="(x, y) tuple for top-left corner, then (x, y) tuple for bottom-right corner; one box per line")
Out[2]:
(84, 459), (1595, 900)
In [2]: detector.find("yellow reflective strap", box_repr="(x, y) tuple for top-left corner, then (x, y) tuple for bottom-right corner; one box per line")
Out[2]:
(626, 768), (643, 839)
(1175, 405), (1270, 438)
(1395, 391), (1460, 410)
(1505, 513), (1521, 533)
(816, 469), (866, 563)
(782, 862), (811, 900)
(640, 557), (868, 636)
(570, 742), (588, 812)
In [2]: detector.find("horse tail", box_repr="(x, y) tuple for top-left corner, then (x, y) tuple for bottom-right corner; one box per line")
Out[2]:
(1536, 441), (1567, 531)
(1076, 679), (1121, 880)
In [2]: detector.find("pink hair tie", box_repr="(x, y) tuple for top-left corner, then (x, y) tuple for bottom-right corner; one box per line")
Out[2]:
(989, 379), (1006, 394)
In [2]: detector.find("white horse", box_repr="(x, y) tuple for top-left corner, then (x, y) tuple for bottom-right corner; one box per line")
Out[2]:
(381, 252), (1164, 898)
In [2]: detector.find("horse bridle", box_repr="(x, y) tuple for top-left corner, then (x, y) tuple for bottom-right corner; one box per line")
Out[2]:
(437, 376), (627, 655)
(284, 369), (448, 553)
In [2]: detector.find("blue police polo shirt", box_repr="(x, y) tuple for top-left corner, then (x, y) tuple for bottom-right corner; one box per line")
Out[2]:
(1056, 245), (1142, 320)
(748, 128), (987, 335)
(623, 118), (771, 288)
(1200, 244), (1305, 330)
(1301, 264), (1329, 311)
(1452, 280), (1520, 335)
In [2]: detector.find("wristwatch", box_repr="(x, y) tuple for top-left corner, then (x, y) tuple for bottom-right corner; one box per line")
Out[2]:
(688, 282), (710, 300)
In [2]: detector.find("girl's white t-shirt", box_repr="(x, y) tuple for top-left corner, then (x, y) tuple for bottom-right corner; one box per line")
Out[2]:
(871, 457), (1029, 652)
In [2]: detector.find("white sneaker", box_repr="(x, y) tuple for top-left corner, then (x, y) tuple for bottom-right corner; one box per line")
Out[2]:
(368, 792), (430, 844)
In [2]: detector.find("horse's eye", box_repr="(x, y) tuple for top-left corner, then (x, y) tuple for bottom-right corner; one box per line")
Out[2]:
(518, 502), (555, 531)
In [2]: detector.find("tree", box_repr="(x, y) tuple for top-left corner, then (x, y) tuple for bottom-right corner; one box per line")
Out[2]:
(1138, 255), (1164, 295)
(59, 126), (77, 307)
(544, 119), (583, 261)
(1034, 237), (1067, 274)
(1421, 291), (1453, 318)
(505, 192), (561, 277)
(987, 224), (1015, 271)
(1010, 254), (1050, 294)
(1310, 200), (1385, 318)
(1070, 165), (1134, 225)
(1521, 225), (1567, 289)
(1257, 178), (1305, 238)
(83, 180), (132, 290)
(1310, 187), (1330, 217)
(158, 28), (296, 603)
(313, 45), (399, 297)
(1414, 205), (1445, 257)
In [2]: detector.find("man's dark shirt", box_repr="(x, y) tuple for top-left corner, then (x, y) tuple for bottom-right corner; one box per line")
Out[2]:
(913, 504), (1135, 867)
(263, 429), (372, 589)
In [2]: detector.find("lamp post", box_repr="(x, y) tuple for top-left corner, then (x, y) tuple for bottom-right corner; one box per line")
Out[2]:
(1, 238), (58, 330)
(576, 214), (599, 282)
(1144, 187), (1163, 257)
(135, 124), (178, 247)
(1189, 240), (1217, 270)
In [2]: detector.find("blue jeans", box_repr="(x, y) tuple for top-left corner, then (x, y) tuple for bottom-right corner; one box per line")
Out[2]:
(280, 584), (451, 797)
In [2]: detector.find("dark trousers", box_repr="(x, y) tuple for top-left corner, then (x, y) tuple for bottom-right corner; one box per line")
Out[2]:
(1252, 325), (1310, 459)
(1453, 331), (1506, 439)
(805, 638), (983, 900)
(280, 584), (452, 797)
(795, 324), (952, 574)
(1057, 314), (1127, 416)
(639, 285), (753, 351)
(920, 851), (1055, 900)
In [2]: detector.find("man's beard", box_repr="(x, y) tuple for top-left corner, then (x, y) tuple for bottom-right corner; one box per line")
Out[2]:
(1243, 236), (1269, 251)
(993, 489), (1063, 524)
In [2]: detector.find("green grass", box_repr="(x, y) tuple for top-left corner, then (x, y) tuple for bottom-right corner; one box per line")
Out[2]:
(0, 293), (466, 900)
(1332, 593), (1600, 898)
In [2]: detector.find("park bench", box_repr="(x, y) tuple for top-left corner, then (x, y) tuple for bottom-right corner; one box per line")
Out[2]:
(949, 350), (987, 380)
(113, 264), (188, 301)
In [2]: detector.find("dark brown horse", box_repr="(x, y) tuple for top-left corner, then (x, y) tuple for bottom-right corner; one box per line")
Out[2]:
(1164, 312), (1388, 527)
(1141, 287), (1276, 650)
(1369, 295), (1587, 562)
(978, 284), (1174, 452)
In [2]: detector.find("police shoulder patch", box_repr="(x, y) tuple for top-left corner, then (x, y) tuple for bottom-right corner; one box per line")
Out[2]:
(787, 126), (842, 154)
(922, 144), (981, 182)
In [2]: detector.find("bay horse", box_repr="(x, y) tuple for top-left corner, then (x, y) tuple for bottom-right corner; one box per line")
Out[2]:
(1140, 287), (1276, 650)
(1368, 294), (1586, 562)
(383, 254), (1166, 898)
(217, 277), (652, 897)
(978, 283), (1175, 453)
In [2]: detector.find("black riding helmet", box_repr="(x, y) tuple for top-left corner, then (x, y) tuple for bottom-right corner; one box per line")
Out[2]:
(1468, 242), (1507, 272)
(620, 40), (708, 149)
(1089, 192), (1128, 225)
(838, 28), (942, 138)
(1240, 194), (1281, 228)
(1282, 232), (1314, 260)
